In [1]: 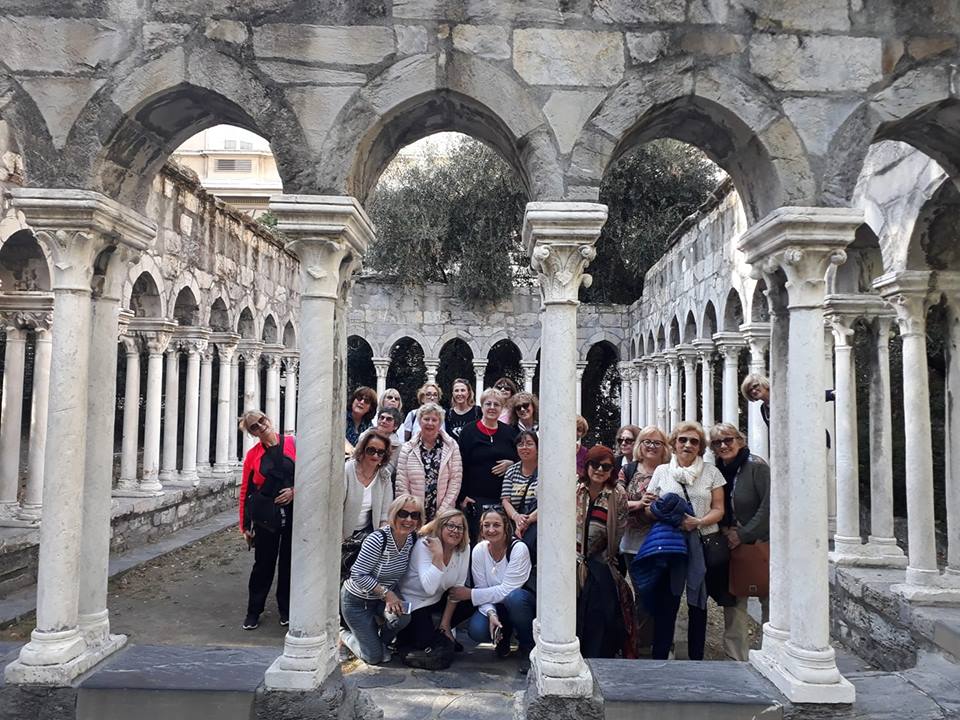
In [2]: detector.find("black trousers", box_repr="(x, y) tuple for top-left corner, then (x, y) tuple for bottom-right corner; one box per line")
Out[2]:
(396, 599), (446, 651)
(246, 523), (292, 618)
(649, 573), (707, 660)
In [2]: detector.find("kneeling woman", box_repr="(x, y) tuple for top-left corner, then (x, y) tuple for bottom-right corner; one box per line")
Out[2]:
(340, 495), (423, 664)
(448, 508), (535, 673)
(396, 508), (471, 654)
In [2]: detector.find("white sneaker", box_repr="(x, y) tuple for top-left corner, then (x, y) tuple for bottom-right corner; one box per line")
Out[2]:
(339, 629), (361, 661)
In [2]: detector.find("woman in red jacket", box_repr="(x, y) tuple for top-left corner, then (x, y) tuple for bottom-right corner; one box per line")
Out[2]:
(239, 410), (296, 630)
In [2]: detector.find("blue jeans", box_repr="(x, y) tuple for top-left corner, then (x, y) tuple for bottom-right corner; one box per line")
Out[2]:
(340, 586), (411, 664)
(466, 588), (536, 649)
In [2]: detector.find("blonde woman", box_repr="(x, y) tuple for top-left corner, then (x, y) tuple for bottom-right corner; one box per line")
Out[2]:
(402, 382), (445, 441)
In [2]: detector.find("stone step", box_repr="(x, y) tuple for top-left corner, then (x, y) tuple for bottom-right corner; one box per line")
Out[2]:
(588, 658), (784, 720)
(76, 644), (280, 720)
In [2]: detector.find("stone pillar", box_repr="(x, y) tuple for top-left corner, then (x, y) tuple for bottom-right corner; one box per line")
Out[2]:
(176, 331), (209, 486)
(521, 360), (538, 394)
(0, 324), (27, 521)
(740, 323), (771, 459)
(197, 343), (214, 471)
(229, 351), (240, 463)
(693, 339), (715, 430)
(372, 356), (390, 397)
(714, 332), (745, 427)
(524, 201), (606, 699)
(473, 359), (487, 396)
(617, 361), (632, 426)
(575, 361), (587, 415)
(645, 361), (657, 429)
(739, 206), (859, 703)
(677, 345), (698, 423)
(424, 358), (439, 386)
(877, 271), (960, 600)
(283, 355), (298, 435)
(159, 345), (181, 482)
(632, 358), (645, 427)
(19, 319), (53, 523)
(117, 334), (142, 491)
(263, 195), (373, 691)
(238, 342), (263, 455)
(944, 282), (960, 578)
(263, 345), (283, 425)
(665, 350), (681, 429)
(4, 189), (155, 685)
(824, 328), (837, 533)
(655, 356), (668, 430)
(211, 333), (240, 473)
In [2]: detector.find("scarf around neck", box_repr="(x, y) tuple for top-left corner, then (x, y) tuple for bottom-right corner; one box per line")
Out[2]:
(669, 454), (704, 486)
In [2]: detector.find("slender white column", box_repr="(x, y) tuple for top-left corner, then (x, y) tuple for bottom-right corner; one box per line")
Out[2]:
(229, 352), (240, 463)
(0, 324), (27, 520)
(283, 356), (298, 435)
(177, 334), (208, 486)
(521, 360), (538, 394)
(197, 344), (214, 471)
(159, 346), (180, 482)
(264, 351), (282, 424)
(829, 315), (863, 559)
(645, 361), (657, 427)
(632, 358), (645, 426)
(425, 358), (439, 386)
(117, 336), (141, 492)
(693, 339), (715, 429)
(655, 357), (668, 430)
(139, 332), (171, 494)
(239, 343), (262, 454)
(666, 351), (681, 429)
(617, 361), (632, 426)
(678, 346), (698, 423)
(739, 206), (859, 703)
(372, 356), (390, 397)
(824, 329), (837, 533)
(946, 289), (960, 577)
(741, 324), (771, 459)
(19, 324), (52, 522)
(473, 359), (487, 396)
(212, 336), (240, 472)
(263, 195), (373, 691)
(524, 201), (606, 698)
(715, 333), (744, 426)
(575, 361), (586, 415)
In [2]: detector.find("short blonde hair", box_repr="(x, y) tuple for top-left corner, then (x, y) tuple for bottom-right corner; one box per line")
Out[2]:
(509, 392), (538, 423)
(668, 421), (707, 457)
(740, 373), (769, 401)
(478, 387), (502, 407)
(576, 415), (589, 436)
(708, 422), (746, 443)
(380, 388), (403, 412)
(417, 401), (445, 422)
(419, 508), (469, 552)
(416, 383), (443, 404)
(388, 494), (424, 529)
(633, 425), (671, 464)
(239, 410), (268, 433)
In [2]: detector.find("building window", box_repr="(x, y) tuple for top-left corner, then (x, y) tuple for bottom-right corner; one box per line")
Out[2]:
(216, 158), (252, 172)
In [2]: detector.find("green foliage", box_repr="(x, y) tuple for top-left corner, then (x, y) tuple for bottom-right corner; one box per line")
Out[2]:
(587, 140), (719, 304)
(257, 210), (279, 229)
(366, 137), (528, 305)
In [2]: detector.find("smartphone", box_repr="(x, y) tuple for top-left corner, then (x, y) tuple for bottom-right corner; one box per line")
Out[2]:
(401, 601), (412, 614)
(492, 624), (503, 646)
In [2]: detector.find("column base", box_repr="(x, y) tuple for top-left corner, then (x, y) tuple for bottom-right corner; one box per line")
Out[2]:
(530, 622), (593, 698)
(0, 508), (39, 528)
(750, 642), (855, 704)
(5, 625), (125, 686)
(264, 632), (337, 691)
(16, 503), (42, 523)
(112, 483), (164, 498)
(892, 573), (960, 604)
(164, 471), (199, 488)
(518, 665), (603, 720)
(0, 501), (21, 523)
(830, 536), (908, 568)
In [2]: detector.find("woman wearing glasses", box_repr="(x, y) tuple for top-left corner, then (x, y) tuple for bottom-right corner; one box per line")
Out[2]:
(239, 411), (296, 631)
(576, 444), (634, 658)
(643, 421), (725, 660)
(396, 508), (471, 658)
(346, 386), (378, 448)
(340, 494), (423, 664)
(710, 422), (770, 661)
(402, 382), (445, 441)
(342, 431), (396, 580)
(493, 377), (519, 422)
(396, 402), (463, 523)
(508, 392), (539, 433)
(613, 424), (641, 476)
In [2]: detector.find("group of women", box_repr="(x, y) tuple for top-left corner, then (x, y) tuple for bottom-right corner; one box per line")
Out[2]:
(237, 374), (770, 672)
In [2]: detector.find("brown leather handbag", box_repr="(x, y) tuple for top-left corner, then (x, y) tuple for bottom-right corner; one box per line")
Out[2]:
(728, 541), (770, 597)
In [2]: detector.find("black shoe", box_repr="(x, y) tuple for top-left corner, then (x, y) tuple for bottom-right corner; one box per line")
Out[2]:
(495, 636), (512, 658)
(453, 640), (464, 653)
(242, 614), (259, 630)
(517, 645), (533, 675)
(279, 615), (289, 626)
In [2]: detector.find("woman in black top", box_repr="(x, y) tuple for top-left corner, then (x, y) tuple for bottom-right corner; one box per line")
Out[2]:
(457, 387), (518, 543)
(445, 378), (482, 441)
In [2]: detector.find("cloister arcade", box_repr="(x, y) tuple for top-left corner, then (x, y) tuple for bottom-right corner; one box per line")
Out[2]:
(0, 2), (958, 716)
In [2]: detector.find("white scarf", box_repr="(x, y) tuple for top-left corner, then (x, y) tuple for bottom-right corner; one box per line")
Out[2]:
(670, 454), (704, 487)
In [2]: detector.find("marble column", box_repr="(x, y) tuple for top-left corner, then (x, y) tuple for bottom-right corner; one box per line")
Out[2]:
(117, 334), (142, 492)
(632, 358), (645, 427)
(238, 342), (263, 455)
(473, 359), (487, 396)
(945, 282), (960, 578)
(877, 271), (960, 600)
(264, 346), (283, 424)
(283, 355), (298, 435)
(678, 345), (698, 423)
(575, 361), (587, 415)
(524, 201), (606, 699)
(741, 323), (771, 459)
(655, 356), (668, 430)
(4, 188), (155, 685)
(693, 339), (716, 430)
(425, 358), (439, 386)
(645, 360), (657, 428)
(159, 345), (181, 482)
(228, 351), (240, 463)
(521, 360), (538, 394)
(211, 333), (240, 473)
(617, 361), (632, 426)
(19, 319), (52, 523)
(197, 343), (214, 472)
(263, 195), (373, 691)
(177, 332), (208, 486)
(372, 356), (390, 397)
(666, 350), (681, 429)
(714, 333), (745, 427)
(739, 206), (859, 703)
(0, 323), (27, 521)
(824, 329), (837, 533)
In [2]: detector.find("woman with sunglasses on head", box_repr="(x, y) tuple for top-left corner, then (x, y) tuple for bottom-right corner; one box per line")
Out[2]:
(643, 421), (725, 660)
(613, 424), (641, 478)
(576, 445), (635, 659)
(238, 411), (296, 631)
(709, 422), (770, 661)
(396, 508), (471, 661)
(402, 382), (446, 442)
(445, 378), (481, 441)
(508, 392), (539, 433)
(448, 507), (535, 673)
(492, 377), (519, 422)
(340, 494), (423, 665)
(341, 431), (396, 582)
(456, 388), (519, 543)
(396, 402), (462, 523)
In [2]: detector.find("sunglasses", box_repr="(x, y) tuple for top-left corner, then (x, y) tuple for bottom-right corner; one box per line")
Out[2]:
(711, 437), (738, 448)
(495, 385), (512, 391)
(588, 461), (614, 472)
(677, 436), (701, 446)
(354, 397), (370, 405)
(616, 436), (635, 444)
(396, 509), (421, 521)
(516, 403), (531, 412)
(364, 446), (387, 457)
(249, 419), (267, 432)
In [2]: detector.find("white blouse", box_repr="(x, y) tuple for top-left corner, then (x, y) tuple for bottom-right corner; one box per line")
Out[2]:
(469, 540), (532, 618)
(398, 537), (470, 612)
(648, 462), (726, 535)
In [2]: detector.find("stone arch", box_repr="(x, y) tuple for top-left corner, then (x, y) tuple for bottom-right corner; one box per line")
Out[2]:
(580, 330), (623, 362)
(236, 307), (257, 340)
(750, 280), (770, 323)
(209, 296), (231, 333)
(572, 60), (814, 220)
(645, 332), (656, 356)
(484, 338), (523, 390)
(682, 310), (698, 344)
(347, 334), (377, 396)
(905, 178), (960, 272)
(668, 316), (681, 348)
(122, 255), (166, 315)
(700, 300), (719, 339)
(382, 329), (431, 359)
(386, 335), (427, 411)
(172, 285), (200, 327)
(478, 330), (514, 360)
(129, 270), (165, 318)
(430, 328), (478, 359)
(67, 44), (313, 210)
(722, 289), (745, 332)
(437, 337), (475, 398)
(524, 338), (541, 364)
(0, 73), (58, 188)
(319, 52), (563, 203)
(630, 337), (638, 360)
(0, 229), (52, 292)
(282, 320), (297, 349)
(262, 314), (279, 344)
(655, 324), (666, 352)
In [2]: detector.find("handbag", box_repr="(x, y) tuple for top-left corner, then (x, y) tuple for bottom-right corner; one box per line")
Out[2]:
(401, 628), (455, 671)
(679, 483), (735, 606)
(729, 541), (770, 597)
(340, 529), (370, 579)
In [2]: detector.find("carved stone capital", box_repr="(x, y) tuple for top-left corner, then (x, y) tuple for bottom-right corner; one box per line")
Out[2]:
(176, 327), (211, 356)
(237, 340), (264, 364)
(691, 339), (715, 364)
(209, 331), (241, 363)
(129, 317), (177, 356)
(371, 356), (390, 377)
(874, 271), (934, 338)
(617, 361), (634, 380)
(282, 354), (300, 374)
(713, 332), (746, 360)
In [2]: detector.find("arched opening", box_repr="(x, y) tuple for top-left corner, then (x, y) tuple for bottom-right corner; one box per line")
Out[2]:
(655, 326), (666, 353)
(0, 230), (51, 292)
(172, 287), (199, 327)
(262, 315), (278, 344)
(668, 317), (681, 348)
(347, 335), (376, 399)
(282, 321), (297, 349)
(722, 289), (745, 332)
(484, 339), (523, 391)
(437, 339), (474, 405)
(702, 301), (718, 339)
(209, 298), (230, 332)
(582, 341), (620, 447)
(750, 281), (770, 323)
(386, 337), (427, 412)
(130, 272), (163, 318)
(237, 308), (256, 339)
(683, 311), (698, 344)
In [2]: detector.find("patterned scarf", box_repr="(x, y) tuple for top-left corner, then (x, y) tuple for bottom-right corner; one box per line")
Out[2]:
(669, 454), (704, 486)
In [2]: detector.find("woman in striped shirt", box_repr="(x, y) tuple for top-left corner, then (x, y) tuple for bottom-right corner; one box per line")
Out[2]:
(340, 494), (423, 664)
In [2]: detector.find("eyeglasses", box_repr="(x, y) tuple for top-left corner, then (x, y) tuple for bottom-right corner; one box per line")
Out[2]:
(516, 441), (537, 449)
(354, 397), (370, 405)
(616, 436), (635, 444)
(588, 461), (614, 472)
(378, 415), (395, 424)
(424, 392), (439, 398)
(516, 403), (531, 412)
(711, 437), (739, 448)
(364, 446), (387, 457)
(641, 439), (664, 448)
(482, 401), (501, 408)
(495, 385), (512, 392)
(677, 436), (701, 446)
(396, 509), (422, 521)
(442, 523), (465, 534)
(248, 418), (267, 432)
